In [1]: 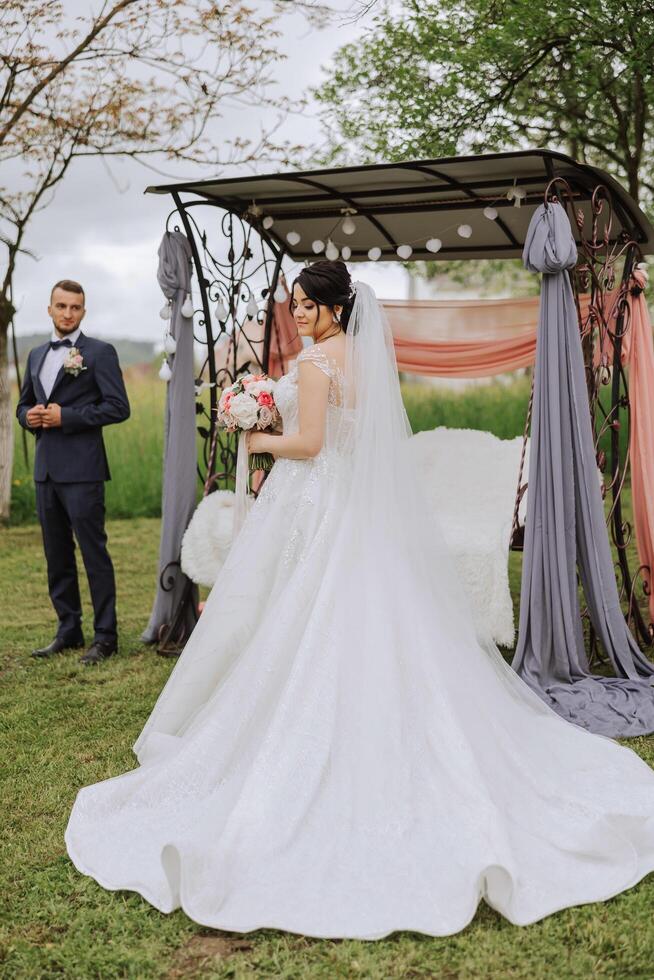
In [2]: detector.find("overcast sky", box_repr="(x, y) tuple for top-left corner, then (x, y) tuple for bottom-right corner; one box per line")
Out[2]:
(13, 0), (409, 343)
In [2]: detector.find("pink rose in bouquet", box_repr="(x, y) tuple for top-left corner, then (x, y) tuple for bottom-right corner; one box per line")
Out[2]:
(257, 391), (274, 408)
(257, 405), (274, 428)
(216, 372), (280, 472)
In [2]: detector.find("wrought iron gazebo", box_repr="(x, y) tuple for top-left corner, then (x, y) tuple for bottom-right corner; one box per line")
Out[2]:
(146, 149), (654, 654)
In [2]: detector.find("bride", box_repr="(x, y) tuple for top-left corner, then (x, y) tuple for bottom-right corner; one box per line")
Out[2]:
(66, 260), (654, 939)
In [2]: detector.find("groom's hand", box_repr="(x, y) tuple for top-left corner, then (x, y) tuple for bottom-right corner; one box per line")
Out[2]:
(26, 404), (45, 428)
(41, 403), (62, 429)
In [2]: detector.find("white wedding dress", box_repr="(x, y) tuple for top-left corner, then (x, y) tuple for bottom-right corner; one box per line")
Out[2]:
(66, 284), (654, 939)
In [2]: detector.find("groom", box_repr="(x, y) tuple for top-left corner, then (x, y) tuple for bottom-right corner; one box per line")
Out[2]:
(16, 280), (130, 664)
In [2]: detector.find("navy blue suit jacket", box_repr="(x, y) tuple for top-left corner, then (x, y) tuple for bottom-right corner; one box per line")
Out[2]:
(16, 332), (130, 483)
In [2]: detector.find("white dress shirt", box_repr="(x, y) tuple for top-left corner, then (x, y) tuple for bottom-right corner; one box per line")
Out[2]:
(39, 327), (81, 400)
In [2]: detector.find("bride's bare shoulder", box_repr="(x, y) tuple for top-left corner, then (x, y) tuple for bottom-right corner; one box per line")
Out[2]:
(315, 336), (346, 369)
(316, 336), (344, 353)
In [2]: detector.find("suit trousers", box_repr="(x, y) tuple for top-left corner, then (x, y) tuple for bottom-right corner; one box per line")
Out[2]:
(35, 479), (117, 644)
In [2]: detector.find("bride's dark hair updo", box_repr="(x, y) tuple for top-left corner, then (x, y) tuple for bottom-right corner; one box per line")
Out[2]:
(290, 259), (355, 331)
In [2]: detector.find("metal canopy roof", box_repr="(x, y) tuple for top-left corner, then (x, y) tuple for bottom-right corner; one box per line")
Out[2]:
(146, 150), (654, 262)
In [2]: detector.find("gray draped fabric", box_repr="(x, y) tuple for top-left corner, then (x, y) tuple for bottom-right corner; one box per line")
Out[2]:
(142, 231), (198, 643)
(512, 202), (654, 737)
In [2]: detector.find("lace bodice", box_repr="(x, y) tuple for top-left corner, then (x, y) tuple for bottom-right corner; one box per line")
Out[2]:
(298, 346), (346, 406)
(274, 345), (353, 454)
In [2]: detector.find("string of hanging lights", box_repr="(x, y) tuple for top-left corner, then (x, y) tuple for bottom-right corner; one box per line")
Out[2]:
(250, 182), (526, 262)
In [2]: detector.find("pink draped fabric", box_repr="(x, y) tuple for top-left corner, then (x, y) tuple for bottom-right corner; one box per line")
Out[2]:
(268, 298), (303, 379)
(386, 296), (538, 378)
(383, 295), (593, 377)
(599, 271), (654, 623)
(393, 331), (537, 377)
(213, 298), (302, 381)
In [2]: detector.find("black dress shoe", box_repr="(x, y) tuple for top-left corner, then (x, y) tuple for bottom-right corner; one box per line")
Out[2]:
(79, 640), (117, 665)
(31, 635), (85, 658)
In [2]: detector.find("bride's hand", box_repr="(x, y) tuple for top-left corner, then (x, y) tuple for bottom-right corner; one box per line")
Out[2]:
(247, 430), (269, 455)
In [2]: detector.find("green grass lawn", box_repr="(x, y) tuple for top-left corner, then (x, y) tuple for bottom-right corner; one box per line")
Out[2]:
(2, 518), (654, 979)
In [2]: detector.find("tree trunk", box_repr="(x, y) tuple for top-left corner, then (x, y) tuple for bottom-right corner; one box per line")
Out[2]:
(627, 165), (640, 207)
(0, 307), (15, 525)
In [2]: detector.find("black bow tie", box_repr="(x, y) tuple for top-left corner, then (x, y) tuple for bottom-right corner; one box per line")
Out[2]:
(50, 338), (73, 350)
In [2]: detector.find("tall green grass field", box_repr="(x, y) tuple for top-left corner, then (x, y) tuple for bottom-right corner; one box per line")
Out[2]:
(9, 367), (627, 525)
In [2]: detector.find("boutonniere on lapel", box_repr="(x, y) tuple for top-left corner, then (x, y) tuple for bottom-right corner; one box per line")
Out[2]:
(63, 347), (87, 377)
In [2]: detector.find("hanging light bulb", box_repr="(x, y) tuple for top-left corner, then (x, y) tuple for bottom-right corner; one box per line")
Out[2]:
(397, 244), (413, 260)
(342, 214), (356, 235)
(159, 359), (172, 382)
(164, 332), (177, 355)
(273, 283), (287, 303)
(506, 181), (526, 206)
(483, 207), (498, 220)
(159, 300), (172, 320)
(368, 246), (382, 261)
(341, 245), (352, 261)
(246, 296), (258, 319)
(286, 230), (301, 246)
(426, 238), (442, 253)
(215, 298), (228, 322)
(312, 239), (325, 254)
(181, 293), (194, 318)
(325, 239), (339, 260)
(262, 216), (274, 230)
(457, 224), (472, 239)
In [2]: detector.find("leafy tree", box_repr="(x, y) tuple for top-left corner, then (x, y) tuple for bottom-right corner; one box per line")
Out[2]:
(316, 0), (654, 198)
(0, 0), (300, 522)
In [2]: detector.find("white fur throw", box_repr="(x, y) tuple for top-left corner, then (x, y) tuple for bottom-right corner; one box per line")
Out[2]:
(409, 427), (529, 647)
(181, 490), (237, 588)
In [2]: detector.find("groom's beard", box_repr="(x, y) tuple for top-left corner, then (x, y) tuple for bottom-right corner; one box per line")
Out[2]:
(53, 321), (82, 337)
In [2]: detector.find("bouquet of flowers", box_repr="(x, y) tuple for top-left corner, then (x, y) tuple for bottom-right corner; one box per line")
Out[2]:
(216, 373), (280, 473)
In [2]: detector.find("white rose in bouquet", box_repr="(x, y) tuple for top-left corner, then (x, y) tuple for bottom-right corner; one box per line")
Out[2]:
(229, 392), (259, 429)
(246, 378), (276, 396)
